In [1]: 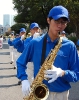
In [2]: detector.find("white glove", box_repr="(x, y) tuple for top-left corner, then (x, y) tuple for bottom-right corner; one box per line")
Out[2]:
(21, 35), (25, 40)
(22, 80), (30, 96)
(10, 38), (14, 41)
(33, 32), (40, 39)
(44, 66), (64, 83)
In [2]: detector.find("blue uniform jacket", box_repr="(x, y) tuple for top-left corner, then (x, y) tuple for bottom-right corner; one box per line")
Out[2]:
(12, 37), (24, 53)
(24, 36), (33, 48)
(8, 38), (13, 46)
(17, 33), (79, 92)
(13, 36), (33, 53)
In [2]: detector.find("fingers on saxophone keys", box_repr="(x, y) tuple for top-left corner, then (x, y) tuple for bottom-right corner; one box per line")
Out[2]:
(44, 74), (53, 78)
(44, 70), (56, 74)
(48, 76), (57, 83)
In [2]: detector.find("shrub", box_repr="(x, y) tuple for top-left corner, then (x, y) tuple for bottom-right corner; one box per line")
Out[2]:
(68, 36), (77, 45)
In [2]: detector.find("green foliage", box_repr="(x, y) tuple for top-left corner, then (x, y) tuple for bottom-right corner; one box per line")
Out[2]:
(13, 0), (79, 37)
(13, 0), (54, 28)
(11, 23), (27, 34)
(68, 36), (77, 44)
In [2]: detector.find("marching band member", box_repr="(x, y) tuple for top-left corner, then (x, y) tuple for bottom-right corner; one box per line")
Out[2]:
(12, 28), (26, 53)
(14, 25), (40, 84)
(13, 22), (40, 53)
(24, 22), (40, 84)
(13, 34), (20, 69)
(12, 28), (26, 85)
(16, 5), (79, 100)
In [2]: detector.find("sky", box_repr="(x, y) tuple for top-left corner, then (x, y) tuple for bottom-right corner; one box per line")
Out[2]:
(0, 0), (17, 25)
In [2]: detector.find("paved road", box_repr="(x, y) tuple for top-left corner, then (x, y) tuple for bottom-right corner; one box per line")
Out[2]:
(0, 41), (79, 100)
(0, 43), (23, 100)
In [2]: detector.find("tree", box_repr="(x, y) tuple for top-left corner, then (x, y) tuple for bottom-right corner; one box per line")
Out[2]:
(66, 0), (79, 38)
(13, 0), (54, 28)
(11, 23), (27, 35)
(13, 0), (79, 37)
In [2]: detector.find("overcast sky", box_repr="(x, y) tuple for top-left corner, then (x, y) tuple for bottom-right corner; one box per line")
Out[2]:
(0, 0), (17, 25)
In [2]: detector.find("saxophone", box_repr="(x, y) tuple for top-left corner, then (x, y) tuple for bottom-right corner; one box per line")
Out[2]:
(23, 37), (62, 100)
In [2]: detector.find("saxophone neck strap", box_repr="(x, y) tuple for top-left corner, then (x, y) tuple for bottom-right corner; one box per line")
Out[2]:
(41, 33), (47, 66)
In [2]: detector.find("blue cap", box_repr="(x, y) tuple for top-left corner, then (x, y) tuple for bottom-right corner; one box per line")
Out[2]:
(20, 28), (26, 33)
(48, 5), (69, 20)
(60, 31), (66, 34)
(30, 22), (39, 29)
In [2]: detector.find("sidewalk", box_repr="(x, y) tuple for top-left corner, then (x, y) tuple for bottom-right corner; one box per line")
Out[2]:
(0, 48), (23, 100)
(0, 46), (79, 100)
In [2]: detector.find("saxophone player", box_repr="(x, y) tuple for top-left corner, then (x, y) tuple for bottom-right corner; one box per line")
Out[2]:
(16, 5), (79, 100)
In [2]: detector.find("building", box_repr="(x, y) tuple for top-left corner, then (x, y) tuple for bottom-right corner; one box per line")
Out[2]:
(3, 14), (15, 27)
(0, 25), (3, 34)
(10, 15), (15, 26)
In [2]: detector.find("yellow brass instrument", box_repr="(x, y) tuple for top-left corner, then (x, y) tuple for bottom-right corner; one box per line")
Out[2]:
(23, 37), (62, 100)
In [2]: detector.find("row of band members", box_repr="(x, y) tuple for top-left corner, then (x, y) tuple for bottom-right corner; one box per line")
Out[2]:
(8, 5), (79, 100)
(8, 23), (67, 69)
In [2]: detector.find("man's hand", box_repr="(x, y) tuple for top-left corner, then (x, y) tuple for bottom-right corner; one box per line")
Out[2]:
(21, 35), (25, 40)
(33, 32), (40, 39)
(44, 65), (64, 83)
(22, 80), (30, 96)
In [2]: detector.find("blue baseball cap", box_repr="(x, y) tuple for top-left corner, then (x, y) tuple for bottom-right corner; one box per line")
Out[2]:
(48, 5), (69, 21)
(20, 28), (26, 33)
(30, 22), (39, 29)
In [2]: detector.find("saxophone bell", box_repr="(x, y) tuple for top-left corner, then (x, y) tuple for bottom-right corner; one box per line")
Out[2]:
(33, 83), (49, 100)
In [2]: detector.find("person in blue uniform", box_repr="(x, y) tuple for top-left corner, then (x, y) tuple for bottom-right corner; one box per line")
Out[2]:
(12, 28), (26, 85)
(16, 5), (79, 100)
(13, 25), (40, 84)
(12, 28), (26, 53)
(24, 22), (40, 47)
(13, 34), (20, 69)
(13, 22), (40, 53)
